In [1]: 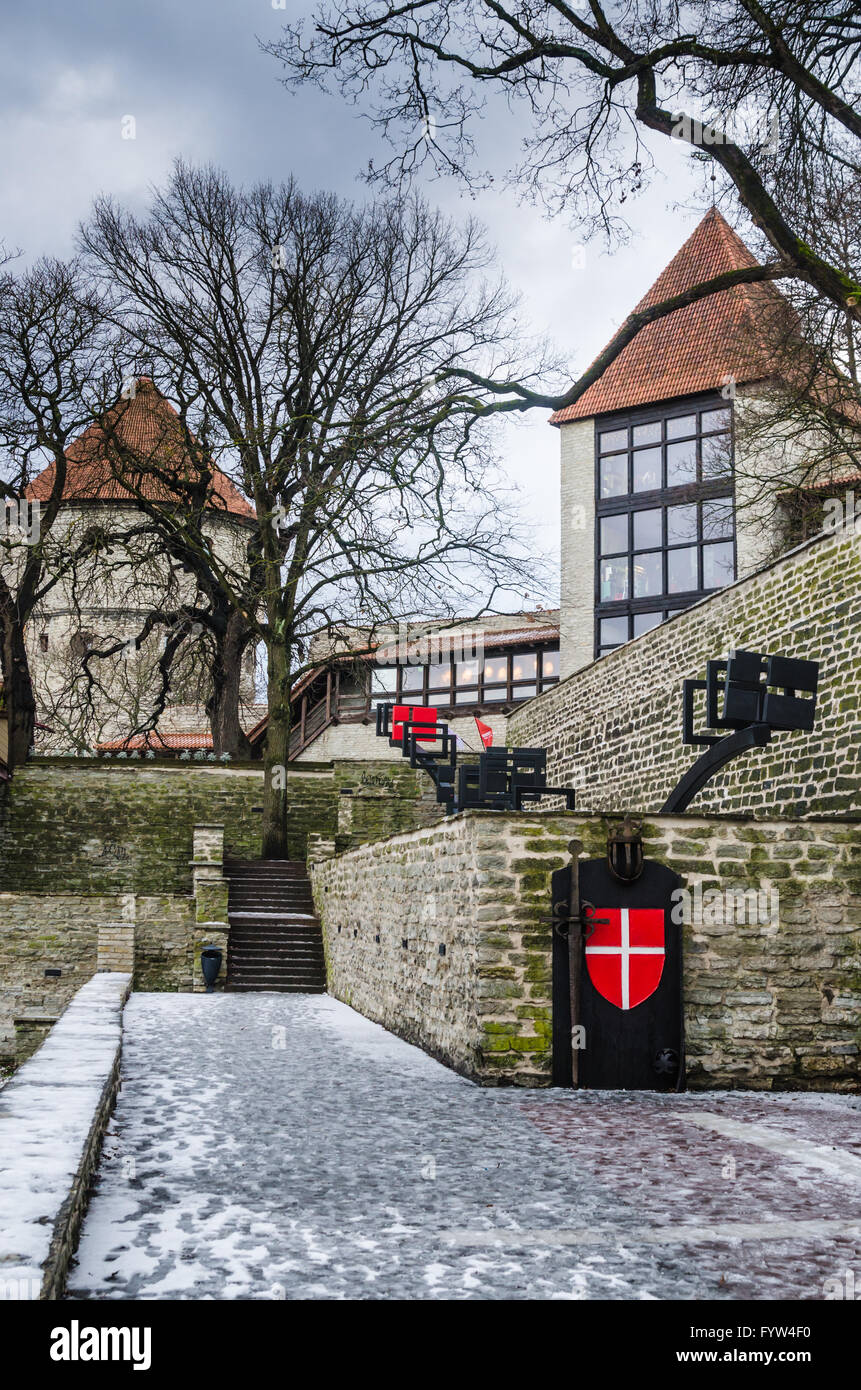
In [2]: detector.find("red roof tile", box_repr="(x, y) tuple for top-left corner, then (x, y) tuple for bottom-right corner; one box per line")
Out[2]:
(27, 378), (255, 520)
(97, 731), (214, 752)
(551, 210), (781, 423)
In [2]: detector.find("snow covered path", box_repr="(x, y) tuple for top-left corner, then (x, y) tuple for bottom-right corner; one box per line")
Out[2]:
(69, 993), (861, 1300)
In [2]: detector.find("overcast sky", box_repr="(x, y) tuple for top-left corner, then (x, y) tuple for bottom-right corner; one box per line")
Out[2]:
(0, 0), (722, 594)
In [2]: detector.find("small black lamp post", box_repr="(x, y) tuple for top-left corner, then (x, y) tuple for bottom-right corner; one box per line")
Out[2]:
(200, 944), (223, 993)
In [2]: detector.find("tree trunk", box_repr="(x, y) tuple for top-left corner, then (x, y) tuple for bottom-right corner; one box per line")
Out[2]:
(207, 611), (252, 758)
(261, 635), (292, 860)
(1, 620), (36, 769)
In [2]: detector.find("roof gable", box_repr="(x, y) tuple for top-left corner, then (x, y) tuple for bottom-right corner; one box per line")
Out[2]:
(26, 378), (255, 520)
(551, 209), (782, 423)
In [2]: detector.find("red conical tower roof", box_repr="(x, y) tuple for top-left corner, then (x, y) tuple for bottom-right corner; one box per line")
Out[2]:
(552, 209), (782, 423)
(27, 377), (255, 520)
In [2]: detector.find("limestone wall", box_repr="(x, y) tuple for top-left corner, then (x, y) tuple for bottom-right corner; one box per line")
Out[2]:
(509, 525), (861, 820)
(311, 809), (861, 1091)
(0, 757), (441, 895)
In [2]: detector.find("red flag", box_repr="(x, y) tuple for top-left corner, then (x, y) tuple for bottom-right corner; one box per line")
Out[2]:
(474, 717), (494, 749)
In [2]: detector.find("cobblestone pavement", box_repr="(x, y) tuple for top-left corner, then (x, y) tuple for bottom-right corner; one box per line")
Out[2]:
(69, 993), (861, 1300)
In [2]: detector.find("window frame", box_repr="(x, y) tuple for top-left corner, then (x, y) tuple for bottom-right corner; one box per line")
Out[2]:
(371, 644), (561, 711)
(594, 393), (736, 658)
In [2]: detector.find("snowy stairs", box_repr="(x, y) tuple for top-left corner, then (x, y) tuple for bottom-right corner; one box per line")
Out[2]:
(225, 860), (326, 994)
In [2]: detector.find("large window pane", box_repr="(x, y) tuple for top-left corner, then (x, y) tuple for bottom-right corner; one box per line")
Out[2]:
(600, 513), (628, 554)
(372, 666), (397, 694)
(633, 507), (661, 549)
(667, 503), (698, 544)
(666, 439), (697, 485)
(541, 650), (560, 679)
(633, 611), (663, 637)
(600, 454), (627, 497)
(427, 661), (451, 688)
(666, 413), (697, 439)
(701, 432), (732, 480)
(511, 652), (537, 681)
(702, 497), (734, 540)
(701, 406), (732, 433)
(600, 616), (628, 646)
(632, 421), (661, 446)
(401, 664), (424, 692)
(633, 550), (662, 598)
(633, 447), (661, 492)
(600, 558), (629, 601)
(483, 656), (508, 684)
(599, 427), (627, 453)
(456, 661), (479, 685)
(667, 545), (698, 593)
(703, 540), (735, 589)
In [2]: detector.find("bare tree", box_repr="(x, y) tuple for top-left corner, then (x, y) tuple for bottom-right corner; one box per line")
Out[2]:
(265, 0), (861, 416)
(0, 258), (112, 768)
(81, 162), (550, 856)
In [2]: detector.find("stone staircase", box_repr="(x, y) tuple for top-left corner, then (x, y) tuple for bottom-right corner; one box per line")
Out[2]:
(225, 860), (326, 994)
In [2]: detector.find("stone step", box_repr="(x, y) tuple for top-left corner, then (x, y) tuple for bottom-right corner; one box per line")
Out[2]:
(226, 982), (326, 994)
(227, 968), (326, 984)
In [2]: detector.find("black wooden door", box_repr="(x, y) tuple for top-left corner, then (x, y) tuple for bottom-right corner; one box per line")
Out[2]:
(552, 857), (684, 1091)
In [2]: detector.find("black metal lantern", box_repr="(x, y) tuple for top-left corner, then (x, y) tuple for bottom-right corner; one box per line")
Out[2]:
(200, 944), (223, 993)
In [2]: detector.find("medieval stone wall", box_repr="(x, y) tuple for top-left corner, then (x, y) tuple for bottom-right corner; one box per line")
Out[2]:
(0, 757), (442, 895)
(310, 809), (861, 1091)
(509, 525), (861, 820)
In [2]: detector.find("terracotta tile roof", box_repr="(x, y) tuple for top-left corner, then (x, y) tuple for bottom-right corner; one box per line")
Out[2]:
(97, 731), (214, 752)
(27, 378), (255, 520)
(551, 210), (782, 423)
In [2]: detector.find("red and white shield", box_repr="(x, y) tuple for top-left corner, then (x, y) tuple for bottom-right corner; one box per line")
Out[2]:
(585, 908), (665, 1010)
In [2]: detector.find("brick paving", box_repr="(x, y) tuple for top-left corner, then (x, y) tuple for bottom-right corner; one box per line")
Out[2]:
(68, 993), (861, 1300)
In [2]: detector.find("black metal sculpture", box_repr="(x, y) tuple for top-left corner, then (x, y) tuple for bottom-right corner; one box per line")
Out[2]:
(375, 702), (576, 814)
(662, 649), (819, 814)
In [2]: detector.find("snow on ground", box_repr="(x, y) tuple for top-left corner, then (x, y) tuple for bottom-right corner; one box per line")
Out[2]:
(68, 992), (861, 1300)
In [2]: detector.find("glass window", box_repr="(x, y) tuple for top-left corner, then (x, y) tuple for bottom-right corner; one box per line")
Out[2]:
(401, 664), (424, 692)
(666, 439), (697, 486)
(456, 661), (479, 686)
(372, 666), (397, 693)
(701, 406), (731, 433)
(541, 650), (559, 679)
(633, 447), (661, 492)
(667, 503), (698, 544)
(702, 498), (734, 540)
(455, 689), (477, 704)
(668, 546), (698, 593)
(599, 427), (627, 453)
(511, 653), (537, 682)
(701, 432), (733, 480)
(702, 540), (735, 589)
(633, 550), (662, 598)
(482, 656), (508, 684)
(427, 690), (451, 706)
(600, 616), (628, 646)
(632, 421), (661, 446)
(600, 513), (628, 554)
(427, 661), (451, 688)
(600, 558), (629, 602)
(594, 398), (736, 659)
(633, 508), (661, 549)
(600, 454), (627, 498)
(633, 611), (663, 637)
(512, 684), (537, 700)
(667, 413), (697, 439)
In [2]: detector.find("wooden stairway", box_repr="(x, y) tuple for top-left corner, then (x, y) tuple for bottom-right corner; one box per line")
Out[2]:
(225, 860), (326, 994)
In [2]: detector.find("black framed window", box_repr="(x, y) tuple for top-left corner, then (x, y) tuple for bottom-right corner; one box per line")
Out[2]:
(595, 394), (735, 657)
(370, 646), (560, 709)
